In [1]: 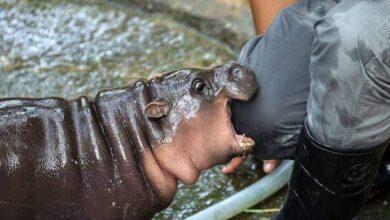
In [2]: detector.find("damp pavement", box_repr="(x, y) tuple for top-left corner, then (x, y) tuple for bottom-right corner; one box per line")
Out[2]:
(0, 0), (389, 219)
(0, 0), (234, 98)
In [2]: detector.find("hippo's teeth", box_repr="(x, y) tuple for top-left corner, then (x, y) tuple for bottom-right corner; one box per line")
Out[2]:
(237, 134), (255, 150)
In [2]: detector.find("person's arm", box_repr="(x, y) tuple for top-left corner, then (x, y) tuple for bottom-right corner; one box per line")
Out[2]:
(249, 0), (297, 35)
(222, 0), (296, 175)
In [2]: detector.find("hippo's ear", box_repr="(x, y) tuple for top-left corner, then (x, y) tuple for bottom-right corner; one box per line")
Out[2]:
(144, 98), (171, 118)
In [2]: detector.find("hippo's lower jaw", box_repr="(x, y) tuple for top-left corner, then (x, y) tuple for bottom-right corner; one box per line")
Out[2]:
(233, 134), (255, 157)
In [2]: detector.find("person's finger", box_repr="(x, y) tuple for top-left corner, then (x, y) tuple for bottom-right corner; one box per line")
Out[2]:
(222, 157), (246, 174)
(263, 160), (279, 173)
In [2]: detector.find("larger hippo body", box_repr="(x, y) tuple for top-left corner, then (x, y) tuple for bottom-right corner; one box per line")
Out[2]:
(0, 90), (165, 220)
(0, 63), (257, 220)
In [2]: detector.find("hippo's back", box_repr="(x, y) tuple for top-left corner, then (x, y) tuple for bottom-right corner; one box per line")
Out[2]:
(0, 95), (157, 220)
(0, 98), (80, 219)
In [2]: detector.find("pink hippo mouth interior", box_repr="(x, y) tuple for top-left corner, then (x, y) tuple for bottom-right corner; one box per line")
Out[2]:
(226, 100), (255, 157)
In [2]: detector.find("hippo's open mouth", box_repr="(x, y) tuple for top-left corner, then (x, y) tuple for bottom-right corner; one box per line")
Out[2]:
(227, 101), (255, 157)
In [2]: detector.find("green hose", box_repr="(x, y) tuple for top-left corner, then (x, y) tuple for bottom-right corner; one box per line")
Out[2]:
(186, 160), (294, 220)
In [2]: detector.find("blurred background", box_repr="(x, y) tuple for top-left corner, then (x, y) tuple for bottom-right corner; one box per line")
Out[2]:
(0, 0), (388, 219)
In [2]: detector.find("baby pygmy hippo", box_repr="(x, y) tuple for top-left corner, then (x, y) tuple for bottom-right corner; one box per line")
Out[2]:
(0, 63), (257, 220)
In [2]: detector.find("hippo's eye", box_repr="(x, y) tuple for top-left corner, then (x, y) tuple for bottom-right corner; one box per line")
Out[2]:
(192, 80), (206, 94)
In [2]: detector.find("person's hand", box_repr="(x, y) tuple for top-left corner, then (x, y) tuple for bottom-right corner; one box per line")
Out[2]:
(222, 157), (279, 174)
(222, 157), (246, 174)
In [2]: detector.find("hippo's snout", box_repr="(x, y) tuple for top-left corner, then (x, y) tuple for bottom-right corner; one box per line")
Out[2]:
(215, 63), (258, 101)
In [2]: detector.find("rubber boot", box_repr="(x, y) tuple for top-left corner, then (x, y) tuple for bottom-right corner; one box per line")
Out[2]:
(369, 146), (390, 201)
(276, 123), (388, 220)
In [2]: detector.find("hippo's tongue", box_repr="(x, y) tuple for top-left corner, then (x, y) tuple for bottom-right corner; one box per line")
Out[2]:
(234, 134), (255, 156)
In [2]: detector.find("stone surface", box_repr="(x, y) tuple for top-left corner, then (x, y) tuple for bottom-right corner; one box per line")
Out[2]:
(0, 0), (235, 98)
(127, 0), (254, 51)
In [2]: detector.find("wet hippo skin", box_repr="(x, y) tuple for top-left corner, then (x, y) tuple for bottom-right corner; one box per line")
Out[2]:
(0, 63), (257, 220)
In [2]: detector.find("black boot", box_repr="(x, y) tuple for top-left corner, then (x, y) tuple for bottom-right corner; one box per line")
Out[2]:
(276, 123), (388, 220)
(368, 147), (390, 201)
